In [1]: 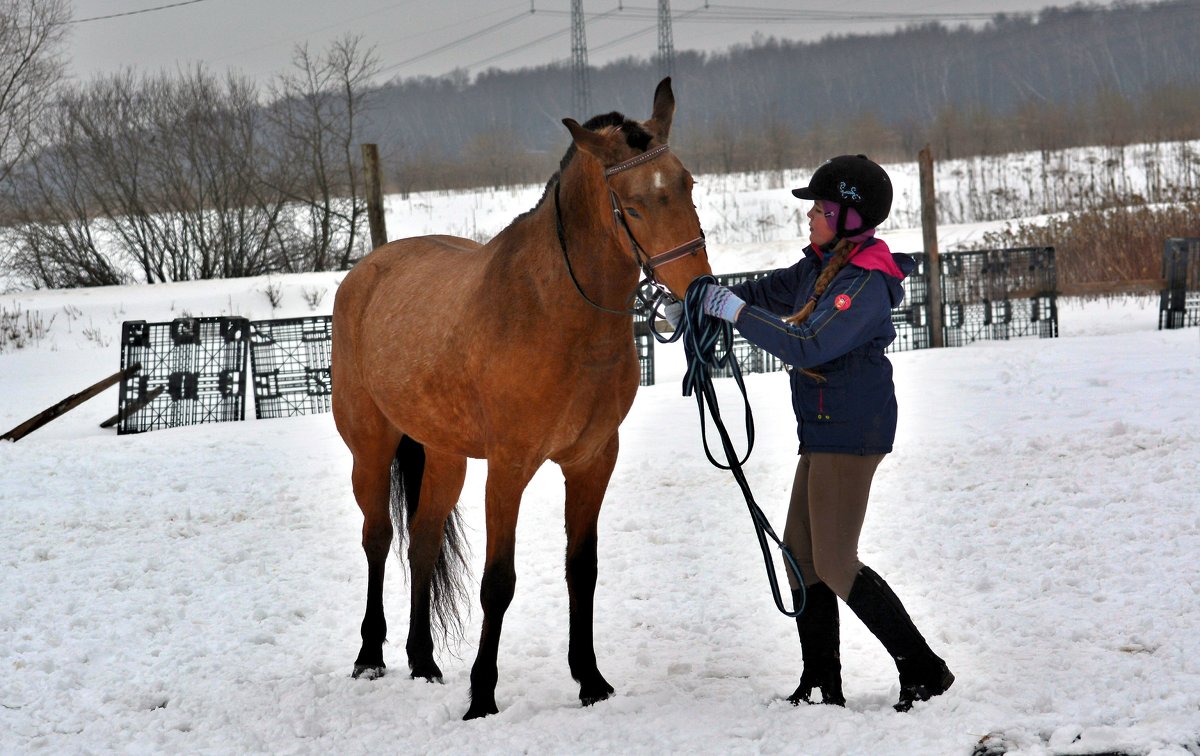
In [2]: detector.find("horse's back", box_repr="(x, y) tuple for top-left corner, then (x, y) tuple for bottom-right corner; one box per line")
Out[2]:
(336, 234), (484, 321)
(346, 233), (482, 281)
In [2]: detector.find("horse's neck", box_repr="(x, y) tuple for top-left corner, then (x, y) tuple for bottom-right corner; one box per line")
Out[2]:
(489, 179), (640, 326)
(556, 174), (641, 310)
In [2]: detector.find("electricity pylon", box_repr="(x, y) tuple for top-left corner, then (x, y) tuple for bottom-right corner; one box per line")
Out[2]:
(571, 0), (591, 117)
(657, 0), (674, 79)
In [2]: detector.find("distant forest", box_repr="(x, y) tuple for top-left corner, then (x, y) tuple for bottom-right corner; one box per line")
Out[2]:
(361, 0), (1200, 192)
(5, 0), (1199, 289)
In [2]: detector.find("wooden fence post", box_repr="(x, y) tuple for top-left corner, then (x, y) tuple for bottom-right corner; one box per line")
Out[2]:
(2, 363), (140, 442)
(361, 143), (388, 251)
(99, 384), (166, 430)
(918, 144), (945, 348)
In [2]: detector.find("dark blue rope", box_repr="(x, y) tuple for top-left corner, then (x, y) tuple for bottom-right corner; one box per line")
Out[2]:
(675, 276), (806, 618)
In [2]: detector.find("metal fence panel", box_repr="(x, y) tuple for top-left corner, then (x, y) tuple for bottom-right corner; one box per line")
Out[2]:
(1159, 238), (1200, 329)
(112, 245), (1067, 431)
(117, 317), (249, 434)
(939, 246), (1057, 346)
(249, 316), (334, 419)
(714, 270), (787, 377)
(634, 315), (656, 386)
(890, 253), (932, 352)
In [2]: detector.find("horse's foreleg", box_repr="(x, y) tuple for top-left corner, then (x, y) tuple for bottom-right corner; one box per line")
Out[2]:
(463, 461), (533, 720)
(560, 434), (619, 707)
(351, 451), (396, 680)
(406, 449), (467, 682)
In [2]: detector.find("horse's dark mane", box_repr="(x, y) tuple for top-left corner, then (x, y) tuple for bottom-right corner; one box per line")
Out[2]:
(514, 111), (655, 225)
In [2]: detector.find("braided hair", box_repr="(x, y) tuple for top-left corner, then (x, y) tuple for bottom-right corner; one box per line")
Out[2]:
(781, 238), (857, 381)
(784, 238), (856, 326)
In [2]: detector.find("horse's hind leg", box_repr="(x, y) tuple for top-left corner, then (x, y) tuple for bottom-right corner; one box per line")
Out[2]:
(560, 434), (619, 706)
(405, 447), (468, 681)
(349, 433), (401, 679)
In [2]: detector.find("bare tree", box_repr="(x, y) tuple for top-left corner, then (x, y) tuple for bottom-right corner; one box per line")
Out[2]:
(6, 68), (296, 286)
(142, 67), (290, 279)
(267, 35), (380, 271)
(6, 34), (380, 289)
(0, 0), (69, 188)
(693, 115), (739, 175)
(2, 125), (128, 288)
(758, 103), (796, 175)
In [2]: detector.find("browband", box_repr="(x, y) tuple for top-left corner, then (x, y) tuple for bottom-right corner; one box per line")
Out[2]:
(604, 144), (671, 176)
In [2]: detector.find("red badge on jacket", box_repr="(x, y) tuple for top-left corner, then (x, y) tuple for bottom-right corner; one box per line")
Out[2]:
(834, 294), (852, 311)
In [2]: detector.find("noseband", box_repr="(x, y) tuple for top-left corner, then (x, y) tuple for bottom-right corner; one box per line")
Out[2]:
(553, 143), (706, 315)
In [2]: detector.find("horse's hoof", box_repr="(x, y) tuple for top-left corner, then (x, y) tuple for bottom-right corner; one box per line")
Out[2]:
(408, 659), (444, 683)
(579, 678), (615, 707)
(352, 664), (385, 680)
(462, 701), (499, 720)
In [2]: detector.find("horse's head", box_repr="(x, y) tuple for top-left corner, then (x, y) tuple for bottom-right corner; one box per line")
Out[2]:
(562, 78), (712, 301)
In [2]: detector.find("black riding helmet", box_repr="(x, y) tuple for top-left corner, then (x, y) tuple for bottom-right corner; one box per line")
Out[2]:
(792, 154), (892, 238)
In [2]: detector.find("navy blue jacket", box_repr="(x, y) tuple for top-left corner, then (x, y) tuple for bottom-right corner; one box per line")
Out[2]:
(728, 238), (915, 455)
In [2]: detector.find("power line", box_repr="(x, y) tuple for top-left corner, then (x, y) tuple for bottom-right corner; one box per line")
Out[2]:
(588, 23), (656, 55)
(461, 24), (571, 72)
(442, 6), (621, 75)
(209, 3), (527, 80)
(535, 3), (999, 24)
(69, 0), (216, 24)
(375, 11), (532, 75)
(588, 6), (704, 55)
(377, 2), (1009, 79)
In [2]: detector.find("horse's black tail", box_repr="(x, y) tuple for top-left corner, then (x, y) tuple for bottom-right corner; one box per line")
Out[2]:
(390, 434), (470, 646)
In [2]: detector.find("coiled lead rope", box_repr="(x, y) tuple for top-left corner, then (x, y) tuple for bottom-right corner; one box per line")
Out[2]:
(656, 276), (806, 617)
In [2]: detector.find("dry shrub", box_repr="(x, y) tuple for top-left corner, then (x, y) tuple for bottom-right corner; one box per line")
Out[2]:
(980, 203), (1200, 291)
(1, 303), (54, 352)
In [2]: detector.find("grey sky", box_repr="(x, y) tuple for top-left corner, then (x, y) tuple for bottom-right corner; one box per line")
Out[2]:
(65, 0), (1154, 86)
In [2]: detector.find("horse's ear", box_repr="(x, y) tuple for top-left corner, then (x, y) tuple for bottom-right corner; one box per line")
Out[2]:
(647, 77), (675, 141)
(562, 118), (610, 158)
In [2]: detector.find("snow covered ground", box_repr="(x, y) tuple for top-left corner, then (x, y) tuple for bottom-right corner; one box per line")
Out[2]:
(2, 205), (1199, 754)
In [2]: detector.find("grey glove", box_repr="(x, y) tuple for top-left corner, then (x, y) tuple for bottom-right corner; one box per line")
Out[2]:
(701, 284), (746, 323)
(663, 300), (684, 330)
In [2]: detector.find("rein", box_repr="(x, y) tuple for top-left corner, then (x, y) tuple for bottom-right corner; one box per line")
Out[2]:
(553, 182), (641, 316)
(554, 143), (705, 316)
(553, 142), (802, 615)
(670, 276), (808, 618)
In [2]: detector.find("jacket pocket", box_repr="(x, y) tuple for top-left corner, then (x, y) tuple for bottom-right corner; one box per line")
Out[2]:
(795, 370), (848, 425)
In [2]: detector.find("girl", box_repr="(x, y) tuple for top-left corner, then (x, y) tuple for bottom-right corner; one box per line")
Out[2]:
(694, 154), (953, 712)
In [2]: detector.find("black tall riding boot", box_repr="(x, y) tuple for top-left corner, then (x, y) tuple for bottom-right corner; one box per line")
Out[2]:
(846, 566), (954, 712)
(787, 583), (845, 706)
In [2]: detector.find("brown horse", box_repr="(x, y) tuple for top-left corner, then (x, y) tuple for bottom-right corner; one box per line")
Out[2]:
(331, 78), (712, 720)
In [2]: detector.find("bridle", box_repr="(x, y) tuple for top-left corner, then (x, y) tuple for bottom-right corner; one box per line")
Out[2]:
(604, 144), (707, 278)
(554, 143), (706, 316)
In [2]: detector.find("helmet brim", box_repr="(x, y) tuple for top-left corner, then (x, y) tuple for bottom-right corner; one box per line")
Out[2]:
(791, 187), (819, 200)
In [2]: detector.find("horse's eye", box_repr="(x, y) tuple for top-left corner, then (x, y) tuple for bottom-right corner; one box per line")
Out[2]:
(625, 207), (641, 219)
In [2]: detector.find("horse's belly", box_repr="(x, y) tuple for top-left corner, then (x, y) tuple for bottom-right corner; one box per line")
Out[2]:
(510, 356), (641, 461)
(364, 359), (488, 458)
(384, 345), (638, 462)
